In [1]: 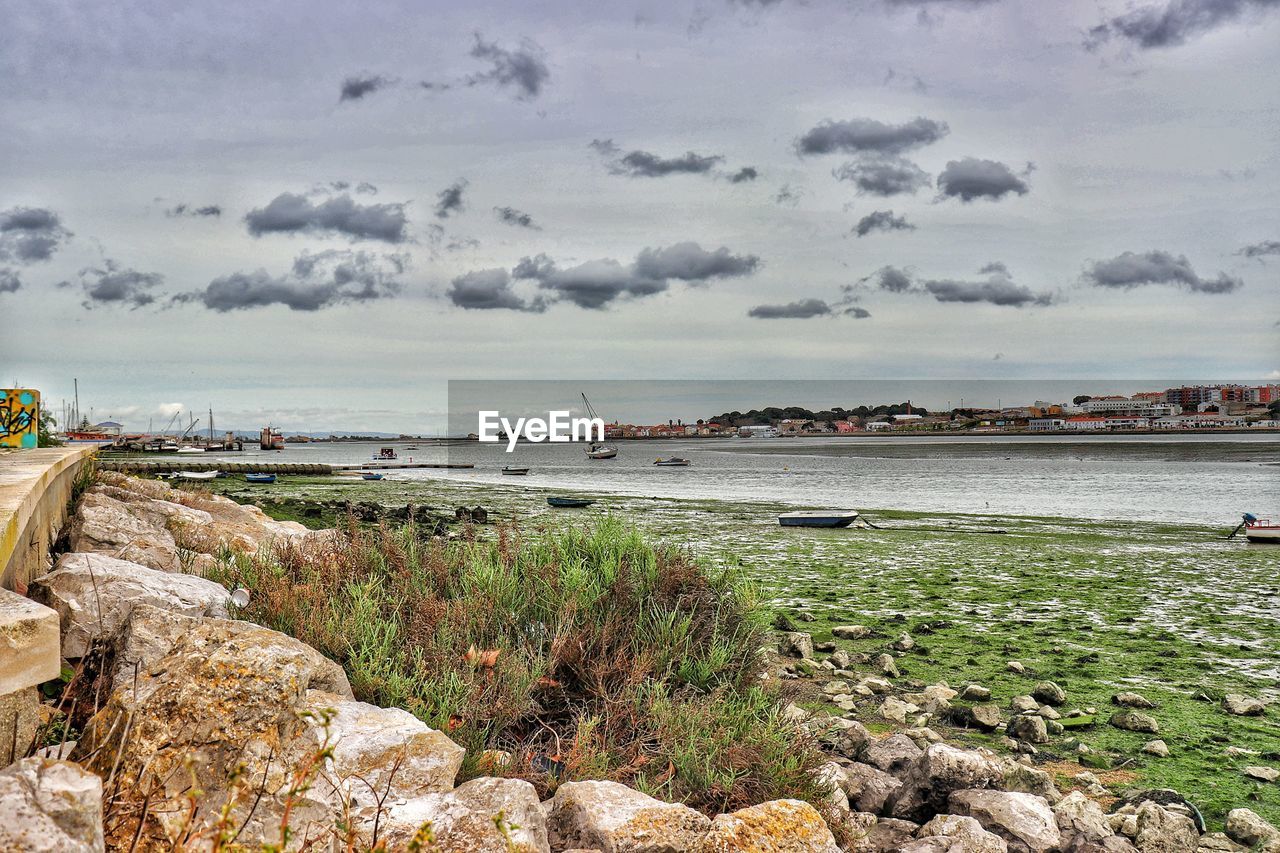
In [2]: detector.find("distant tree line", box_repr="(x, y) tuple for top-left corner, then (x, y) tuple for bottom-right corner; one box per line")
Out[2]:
(708, 403), (928, 426)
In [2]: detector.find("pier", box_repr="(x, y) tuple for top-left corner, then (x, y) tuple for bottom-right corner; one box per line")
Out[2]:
(96, 460), (474, 475)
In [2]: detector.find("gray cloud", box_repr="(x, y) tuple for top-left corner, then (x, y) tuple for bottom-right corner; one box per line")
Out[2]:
(0, 269), (20, 293)
(340, 74), (392, 102)
(729, 166), (759, 183)
(748, 298), (833, 318)
(936, 157), (1031, 202)
(434, 180), (468, 219)
(178, 250), (406, 312)
(464, 35), (550, 99)
(459, 242), (760, 311)
(448, 268), (545, 312)
(633, 242), (760, 281)
(834, 156), (931, 196)
(245, 192), (408, 242)
(1082, 250), (1242, 293)
(923, 277), (1053, 306)
(854, 209), (915, 237)
(70, 260), (164, 309)
(494, 206), (540, 229)
(796, 116), (949, 156)
(0, 206), (72, 263)
(601, 146), (725, 178)
(166, 203), (222, 218)
(979, 260), (1010, 275)
(845, 306), (872, 318)
(775, 184), (803, 206)
(356, 182), (378, 195)
(1085, 0), (1280, 50)
(869, 264), (915, 292)
(1238, 239), (1280, 259)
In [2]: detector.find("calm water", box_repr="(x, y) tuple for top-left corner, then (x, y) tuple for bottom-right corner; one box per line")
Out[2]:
(192, 434), (1280, 525)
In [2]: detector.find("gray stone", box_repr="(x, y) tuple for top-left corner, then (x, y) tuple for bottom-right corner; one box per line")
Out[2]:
(1032, 681), (1067, 706)
(837, 762), (902, 815)
(1222, 694), (1267, 716)
(1134, 801), (1198, 852)
(701, 799), (840, 852)
(0, 685), (40, 764)
(950, 789), (1062, 853)
(1011, 695), (1040, 714)
(833, 625), (871, 640)
(1225, 808), (1279, 847)
(1142, 740), (1169, 757)
(889, 743), (1005, 823)
(1006, 714), (1050, 744)
(545, 780), (710, 852)
(0, 758), (104, 852)
(0, 588), (61, 696)
(863, 733), (923, 775)
(917, 814), (1010, 852)
(1243, 765), (1279, 783)
(879, 696), (921, 724)
(1112, 692), (1156, 709)
(1109, 711), (1159, 733)
(876, 653), (900, 678)
(369, 776), (549, 852)
(780, 631), (815, 659)
(961, 684), (993, 701)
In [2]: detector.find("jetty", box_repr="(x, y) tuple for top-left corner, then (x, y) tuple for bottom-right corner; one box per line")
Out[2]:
(96, 460), (473, 475)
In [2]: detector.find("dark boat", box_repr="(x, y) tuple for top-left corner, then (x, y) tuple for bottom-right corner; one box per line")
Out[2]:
(778, 510), (860, 528)
(502, 466), (530, 475)
(361, 472), (384, 481)
(548, 497), (595, 508)
(245, 473), (276, 484)
(654, 457), (691, 467)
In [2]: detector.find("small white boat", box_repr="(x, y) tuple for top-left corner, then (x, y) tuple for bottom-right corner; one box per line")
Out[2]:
(172, 470), (218, 481)
(586, 444), (618, 459)
(502, 466), (530, 475)
(176, 446), (205, 454)
(1236, 514), (1280, 544)
(779, 510), (860, 529)
(654, 457), (691, 467)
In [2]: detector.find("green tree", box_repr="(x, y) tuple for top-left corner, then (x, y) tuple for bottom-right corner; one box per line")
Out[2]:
(38, 411), (62, 447)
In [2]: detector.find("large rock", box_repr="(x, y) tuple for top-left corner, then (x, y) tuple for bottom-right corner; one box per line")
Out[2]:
(1032, 682), (1067, 706)
(74, 615), (372, 846)
(949, 790), (1062, 853)
(889, 743), (1005, 823)
(780, 632), (815, 660)
(1133, 801), (1198, 852)
(1054, 791), (1138, 852)
(1006, 714), (1050, 744)
(862, 733), (923, 775)
(368, 776), (549, 852)
(1225, 808), (1280, 848)
(833, 625), (871, 640)
(67, 490), (181, 572)
(916, 814), (1010, 852)
(30, 553), (230, 659)
(700, 799), (840, 852)
(1222, 694), (1266, 717)
(545, 780), (711, 851)
(1109, 711), (1159, 734)
(0, 758), (104, 852)
(837, 762), (903, 815)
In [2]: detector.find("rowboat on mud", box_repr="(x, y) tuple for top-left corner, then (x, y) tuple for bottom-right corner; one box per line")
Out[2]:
(1232, 513), (1280, 543)
(502, 466), (531, 475)
(245, 473), (277, 484)
(653, 457), (691, 467)
(778, 510), (860, 529)
(548, 497), (594, 508)
(172, 470), (218, 481)
(361, 472), (384, 481)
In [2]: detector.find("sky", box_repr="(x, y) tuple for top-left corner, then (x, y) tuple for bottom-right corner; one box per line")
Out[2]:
(1, 0), (1278, 432)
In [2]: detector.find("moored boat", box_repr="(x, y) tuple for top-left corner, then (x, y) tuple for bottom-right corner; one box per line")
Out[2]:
(502, 466), (530, 475)
(548, 497), (594, 508)
(245, 473), (277, 484)
(176, 446), (205, 454)
(172, 470), (219, 481)
(1236, 513), (1280, 543)
(361, 472), (384, 481)
(778, 510), (860, 528)
(586, 444), (618, 459)
(654, 457), (691, 467)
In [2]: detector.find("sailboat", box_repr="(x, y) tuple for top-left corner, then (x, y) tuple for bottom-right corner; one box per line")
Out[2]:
(581, 393), (618, 459)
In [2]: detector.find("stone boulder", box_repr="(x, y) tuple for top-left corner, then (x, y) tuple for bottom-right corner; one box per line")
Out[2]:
(30, 553), (230, 659)
(1032, 682), (1066, 706)
(1109, 711), (1159, 733)
(1054, 791), (1137, 852)
(836, 762), (903, 815)
(1006, 714), (1050, 744)
(916, 814), (1010, 852)
(889, 743), (1005, 823)
(545, 780), (711, 852)
(700, 799), (840, 853)
(367, 777), (549, 852)
(67, 490), (181, 572)
(74, 615), (379, 846)
(780, 632), (815, 660)
(0, 758), (104, 853)
(949, 790), (1062, 853)
(833, 625), (870, 640)
(1133, 801), (1198, 852)
(1222, 694), (1266, 717)
(1225, 808), (1280, 848)
(862, 733), (923, 775)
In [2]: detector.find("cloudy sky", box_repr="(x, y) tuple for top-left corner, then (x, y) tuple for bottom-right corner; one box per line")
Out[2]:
(2, 0), (1278, 431)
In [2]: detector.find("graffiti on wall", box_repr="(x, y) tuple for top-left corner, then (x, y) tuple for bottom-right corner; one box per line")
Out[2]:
(1, 389), (40, 448)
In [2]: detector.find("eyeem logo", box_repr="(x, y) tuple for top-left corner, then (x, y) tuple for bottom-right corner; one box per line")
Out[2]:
(478, 411), (605, 452)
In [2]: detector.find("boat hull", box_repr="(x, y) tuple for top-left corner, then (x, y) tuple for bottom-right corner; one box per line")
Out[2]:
(1244, 526), (1280, 543)
(245, 474), (276, 484)
(779, 510), (860, 529)
(548, 497), (594, 508)
(502, 468), (530, 475)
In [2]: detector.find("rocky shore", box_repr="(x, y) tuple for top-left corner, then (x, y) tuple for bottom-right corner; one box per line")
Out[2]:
(2, 471), (1277, 851)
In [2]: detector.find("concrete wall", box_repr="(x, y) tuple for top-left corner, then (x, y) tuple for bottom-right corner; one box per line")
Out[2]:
(0, 446), (98, 590)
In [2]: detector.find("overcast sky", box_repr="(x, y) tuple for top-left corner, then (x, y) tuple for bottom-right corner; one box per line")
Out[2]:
(2, 0), (1278, 431)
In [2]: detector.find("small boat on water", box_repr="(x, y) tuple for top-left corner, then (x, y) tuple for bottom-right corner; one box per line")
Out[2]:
(586, 444), (618, 459)
(779, 510), (860, 529)
(654, 457), (691, 467)
(502, 466), (530, 475)
(245, 473), (277, 484)
(548, 497), (594, 508)
(372, 447), (398, 461)
(176, 446), (205, 454)
(172, 470), (219, 481)
(361, 472), (384, 481)
(1232, 513), (1280, 544)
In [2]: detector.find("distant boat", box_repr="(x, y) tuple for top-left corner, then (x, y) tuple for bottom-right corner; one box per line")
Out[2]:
(372, 447), (398, 460)
(361, 472), (384, 481)
(778, 510), (860, 528)
(406, 444), (419, 450)
(176, 446), (205, 454)
(654, 457), (691, 467)
(581, 393), (618, 459)
(1232, 513), (1280, 544)
(548, 497), (594, 508)
(173, 470), (218, 481)
(502, 466), (530, 475)
(245, 473), (277, 484)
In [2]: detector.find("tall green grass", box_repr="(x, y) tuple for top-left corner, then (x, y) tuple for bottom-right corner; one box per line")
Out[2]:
(209, 517), (827, 814)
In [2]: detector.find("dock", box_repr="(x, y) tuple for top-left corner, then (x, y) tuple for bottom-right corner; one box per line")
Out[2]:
(96, 460), (474, 475)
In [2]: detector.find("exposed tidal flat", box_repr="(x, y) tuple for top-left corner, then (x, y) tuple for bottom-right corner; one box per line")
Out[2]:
(194, 468), (1280, 828)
